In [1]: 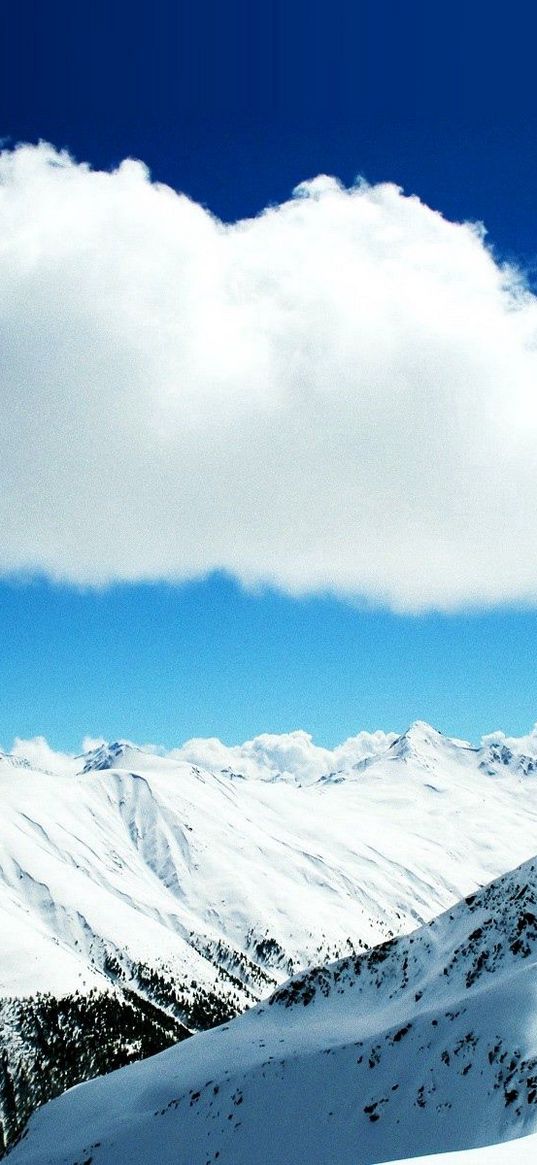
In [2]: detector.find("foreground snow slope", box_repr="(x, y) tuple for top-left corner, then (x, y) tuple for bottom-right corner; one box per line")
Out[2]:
(379, 1127), (535, 1165)
(381, 1129), (537, 1163)
(10, 853), (537, 1165)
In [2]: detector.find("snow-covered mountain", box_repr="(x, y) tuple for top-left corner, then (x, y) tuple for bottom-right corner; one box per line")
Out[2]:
(9, 851), (537, 1165)
(382, 1134), (537, 1164)
(2, 720), (537, 1149)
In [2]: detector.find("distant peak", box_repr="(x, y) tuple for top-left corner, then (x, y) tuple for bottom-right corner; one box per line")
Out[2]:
(391, 721), (442, 747)
(0, 750), (31, 770)
(479, 739), (537, 778)
(387, 721), (456, 765)
(406, 719), (443, 737)
(80, 740), (141, 773)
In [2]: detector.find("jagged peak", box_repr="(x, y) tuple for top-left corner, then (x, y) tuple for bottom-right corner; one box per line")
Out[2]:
(478, 739), (537, 778)
(79, 739), (147, 773)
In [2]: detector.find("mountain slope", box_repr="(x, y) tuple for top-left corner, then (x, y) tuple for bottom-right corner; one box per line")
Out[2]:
(6, 722), (537, 999)
(381, 1133), (537, 1164)
(9, 852), (537, 1165)
(3, 721), (537, 1148)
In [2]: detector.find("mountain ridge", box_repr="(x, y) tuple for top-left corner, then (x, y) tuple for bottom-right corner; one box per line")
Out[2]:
(6, 719), (537, 783)
(3, 720), (537, 1150)
(9, 850), (537, 1164)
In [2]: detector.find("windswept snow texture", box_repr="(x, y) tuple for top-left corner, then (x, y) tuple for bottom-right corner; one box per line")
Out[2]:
(381, 1131), (537, 1163)
(10, 853), (537, 1165)
(3, 721), (537, 1148)
(4, 722), (537, 1002)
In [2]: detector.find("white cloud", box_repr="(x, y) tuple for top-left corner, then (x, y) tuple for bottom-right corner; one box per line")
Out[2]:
(2, 142), (537, 611)
(10, 736), (79, 774)
(172, 728), (396, 783)
(81, 736), (107, 754)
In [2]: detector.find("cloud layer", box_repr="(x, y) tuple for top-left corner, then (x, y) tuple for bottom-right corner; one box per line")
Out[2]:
(1, 729), (398, 781)
(171, 728), (397, 783)
(9, 735), (79, 774)
(2, 143), (537, 611)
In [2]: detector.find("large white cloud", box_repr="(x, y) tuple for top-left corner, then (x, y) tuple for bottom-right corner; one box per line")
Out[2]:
(2, 142), (537, 611)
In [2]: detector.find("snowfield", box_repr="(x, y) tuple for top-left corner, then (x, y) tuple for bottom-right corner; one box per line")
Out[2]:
(9, 850), (537, 1164)
(381, 1130), (537, 1163)
(3, 721), (537, 1004)
(3, 720), (537, 1152)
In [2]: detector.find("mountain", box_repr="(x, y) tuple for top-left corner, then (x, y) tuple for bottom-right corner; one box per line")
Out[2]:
(381, 1133), (537, 1164)
(79, 741), (171, 774)
(2, 721), (537, 1148)
(0, 753), (30, 771)
(9, 851), (537, 1165)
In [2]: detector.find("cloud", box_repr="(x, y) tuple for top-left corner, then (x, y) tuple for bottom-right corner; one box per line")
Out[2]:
(171, 729), (396, 783)
(1, 142), (537, 611)
(10, 736), (79, 774)
(81, 736), (107, 754)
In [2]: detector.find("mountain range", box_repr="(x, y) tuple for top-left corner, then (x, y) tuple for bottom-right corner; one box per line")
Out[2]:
(3, 720), (537, 1155)
(8, 846), (537, 1164)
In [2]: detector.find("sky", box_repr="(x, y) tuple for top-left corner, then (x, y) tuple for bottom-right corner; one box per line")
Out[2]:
(1, 0), (537, 751)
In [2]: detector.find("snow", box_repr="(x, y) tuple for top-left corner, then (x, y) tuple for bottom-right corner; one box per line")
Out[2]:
(5, 722), (537, 1160)
(381, 1131), (537, 1163)
(10, 851), (537, 1165)
(3, 722), (537, 1004)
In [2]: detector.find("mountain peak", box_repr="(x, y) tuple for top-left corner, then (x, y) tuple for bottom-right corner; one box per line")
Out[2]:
(80, 739), (141, 773)
(405, 719), (442, 740)
(388, 721), (446, 762)
(479, 739), (537, 778)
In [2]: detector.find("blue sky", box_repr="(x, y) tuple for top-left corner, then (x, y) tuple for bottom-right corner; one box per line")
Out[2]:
(1, 1), (537, 750)
(2, 576), (537, 750)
